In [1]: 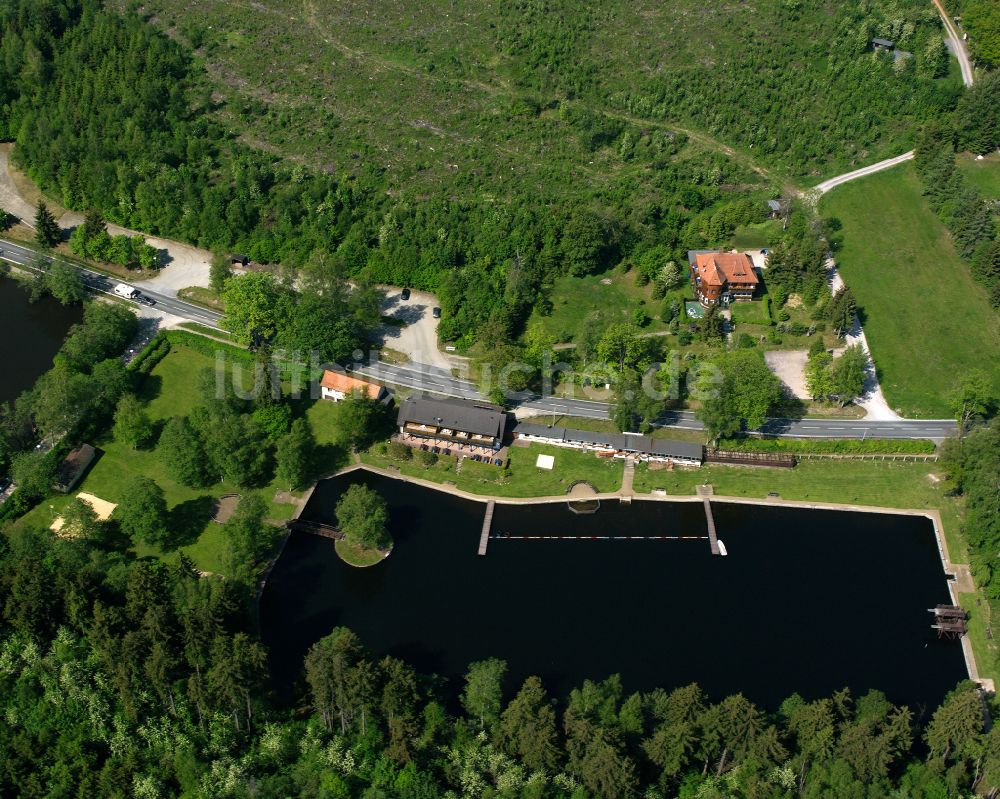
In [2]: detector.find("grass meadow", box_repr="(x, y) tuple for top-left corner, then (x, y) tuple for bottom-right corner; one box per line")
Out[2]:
(11, 344), (352, 575)
(819, 162), (1000, 417)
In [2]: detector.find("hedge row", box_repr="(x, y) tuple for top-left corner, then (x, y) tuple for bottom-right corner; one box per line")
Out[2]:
(164, 329), (254, 364)
(717, 437), (937, 455)
(129, 332), (171, 375)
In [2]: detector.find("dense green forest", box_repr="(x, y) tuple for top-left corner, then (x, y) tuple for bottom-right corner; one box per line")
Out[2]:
(0, 0), (971, 351)
(942, 418), (1000, 600)
(1, 521), (998, 798)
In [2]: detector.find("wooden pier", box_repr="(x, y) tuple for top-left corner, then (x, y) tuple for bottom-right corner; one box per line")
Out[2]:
(929, 605), (968, 638)
(703, 498), (721, 556)
(479, 500), (495, 556)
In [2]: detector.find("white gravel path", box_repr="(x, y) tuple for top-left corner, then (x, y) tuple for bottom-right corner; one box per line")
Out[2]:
(826, 256), (902, 421)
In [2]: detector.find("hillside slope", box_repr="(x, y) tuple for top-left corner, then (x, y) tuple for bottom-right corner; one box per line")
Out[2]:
(147, 0), (961, 191)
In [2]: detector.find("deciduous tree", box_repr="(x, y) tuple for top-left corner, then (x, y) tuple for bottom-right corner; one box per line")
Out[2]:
(948, 370), (996, 432)
(220, 272), (291, 346)
(118, 475), (169, 547)
(694, 350), (783, 441)
(335, 483), (389, 549)
(275, 417), (314, 491)
(113, 393), (153, 449)
(829, 344), (868, 406)
(222, 491), (275, 569)
(10, 449), (57, 501)
(158, 416), (213, 487)
(44, 262), (86, 304)
(462, 657), (507, 730)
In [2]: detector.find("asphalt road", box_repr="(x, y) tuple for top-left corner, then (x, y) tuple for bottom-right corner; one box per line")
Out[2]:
(0, 238), (223, 328)
(2, 237), (955, 440)
(351, 361), (957, 440)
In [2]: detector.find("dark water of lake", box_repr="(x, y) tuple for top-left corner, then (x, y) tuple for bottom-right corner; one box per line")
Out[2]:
(260, 470), (967, 711)
(0, 276), (82, 405)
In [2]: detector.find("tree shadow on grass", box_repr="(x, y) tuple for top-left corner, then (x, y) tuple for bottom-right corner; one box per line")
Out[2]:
(137, 373), (163, 404)
(165, 495), (216, 550)
(312, 443), (351, 477)
(145, 417), (167, 448)
(96, 520), (133, 552)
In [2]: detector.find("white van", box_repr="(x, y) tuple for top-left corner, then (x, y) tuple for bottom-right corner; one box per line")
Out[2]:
(113, 283), (139, 299)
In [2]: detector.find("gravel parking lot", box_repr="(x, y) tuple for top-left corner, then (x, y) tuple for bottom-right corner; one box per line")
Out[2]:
(764, 349), (810, 400)
(378, 287), (452, 371)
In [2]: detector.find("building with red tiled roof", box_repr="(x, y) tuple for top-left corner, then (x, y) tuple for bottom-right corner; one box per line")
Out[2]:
(689, 250), (760, 306)
(320, 368), (386, 402)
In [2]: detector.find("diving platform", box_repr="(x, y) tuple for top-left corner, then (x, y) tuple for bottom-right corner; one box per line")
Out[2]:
(929, 605), (968, 638)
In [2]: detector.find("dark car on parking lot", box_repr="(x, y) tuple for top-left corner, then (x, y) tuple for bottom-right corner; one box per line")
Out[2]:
(432, 307), (441, 318)
(401, 288), (411, 301)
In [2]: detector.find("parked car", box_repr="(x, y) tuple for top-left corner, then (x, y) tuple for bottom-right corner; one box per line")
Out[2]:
(113, 283), (140, 299)
(432, 307), (441, 318)
(400, 288), (411, 301)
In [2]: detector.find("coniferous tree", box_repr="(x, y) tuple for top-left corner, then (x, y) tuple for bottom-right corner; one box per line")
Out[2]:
(34, 201), (60, 248)
(499, 676), (561, 772)
(827, 287), (857, 337)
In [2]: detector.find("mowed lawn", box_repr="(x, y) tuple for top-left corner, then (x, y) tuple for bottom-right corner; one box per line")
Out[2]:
(362, 442), (624, 498)
(957, 152), (1000, 199)
(14, 344), (303, 575)
(819, 163), (1000, 417)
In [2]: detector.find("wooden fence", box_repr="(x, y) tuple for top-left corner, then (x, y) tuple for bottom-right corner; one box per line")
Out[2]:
(705, 449), (796, 468)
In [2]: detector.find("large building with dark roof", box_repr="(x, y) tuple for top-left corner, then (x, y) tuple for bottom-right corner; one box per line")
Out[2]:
(513, 421), (703, 465)
(397, 395), (508, 450)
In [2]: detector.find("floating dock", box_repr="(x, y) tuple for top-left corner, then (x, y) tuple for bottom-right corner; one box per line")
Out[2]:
(703, 498), (721, 555)
(479, 500), (495, 555)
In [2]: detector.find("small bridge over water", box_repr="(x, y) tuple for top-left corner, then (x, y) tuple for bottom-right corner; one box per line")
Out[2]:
(286, 518), (343, 540)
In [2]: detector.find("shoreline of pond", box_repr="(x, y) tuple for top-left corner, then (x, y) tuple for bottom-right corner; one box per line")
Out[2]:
(262, 465), (977, 708)
(284, 465), (980, 689)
